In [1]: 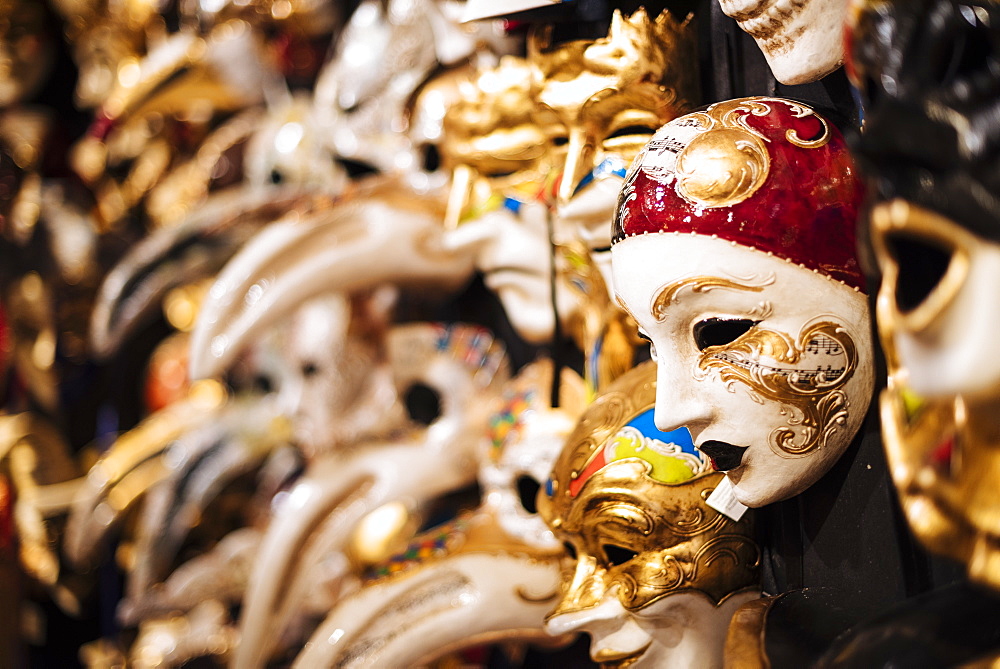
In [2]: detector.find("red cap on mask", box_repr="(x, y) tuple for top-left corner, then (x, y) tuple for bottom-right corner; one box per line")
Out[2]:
(613, 97), (866, 291)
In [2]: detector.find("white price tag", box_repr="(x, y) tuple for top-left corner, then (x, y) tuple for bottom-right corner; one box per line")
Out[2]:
(706, 476), (749, 522)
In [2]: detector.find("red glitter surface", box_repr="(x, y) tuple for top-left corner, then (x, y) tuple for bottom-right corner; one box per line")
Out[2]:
(616, 98), (866, 291)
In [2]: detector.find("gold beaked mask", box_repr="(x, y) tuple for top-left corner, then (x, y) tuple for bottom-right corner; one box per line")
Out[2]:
(530, 8), (699, 205)
(440, 56), (561, 228)
(539, 362), (759, 614)
(871, 200), (1000, 589)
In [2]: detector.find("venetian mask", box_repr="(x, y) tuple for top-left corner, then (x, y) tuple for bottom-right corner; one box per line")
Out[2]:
(439, 57), (576, 344)
(530, 8), (699, 208)
(70, 24), (275, 228)
(847, 0), (1000, 589)
(315, 0), (515, 180)
(289, 359), (588, 668)
(242, 95), (347, 196)
(611, 97), (873, 508)
(539, 362), (759, 668)
(236, 294), (391, 459)
(718, 0), (848, 85)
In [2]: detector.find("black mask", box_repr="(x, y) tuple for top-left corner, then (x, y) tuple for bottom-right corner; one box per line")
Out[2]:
(848, 0), (1000, 242)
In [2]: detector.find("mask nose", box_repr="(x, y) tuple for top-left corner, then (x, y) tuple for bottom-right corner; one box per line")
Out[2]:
(556, 127), (595, 208)
(652, 353), (712, 435)
(546, 583), (639, 658)
(545, 553), (605, 632)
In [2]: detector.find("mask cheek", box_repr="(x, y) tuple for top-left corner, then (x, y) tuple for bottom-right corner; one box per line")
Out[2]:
(732, 441), (834, 506)
(710, 320), (874, 506)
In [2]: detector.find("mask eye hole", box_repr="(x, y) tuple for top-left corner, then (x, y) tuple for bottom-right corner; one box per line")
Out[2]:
(252, 374), (275, 394)
(421, 144), (441, 173)
(563, 541), (578, 560)
(515, 474), (541, 514)
(605, 125), (656, 141)
(403, 382), (442, 426)
(693, 318), (757, 351)
(602, 544), (638, 567)
(884, 232), (953, 314)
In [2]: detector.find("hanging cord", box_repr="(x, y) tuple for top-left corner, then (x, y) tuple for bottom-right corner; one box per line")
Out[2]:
(546, 206), (563, 409)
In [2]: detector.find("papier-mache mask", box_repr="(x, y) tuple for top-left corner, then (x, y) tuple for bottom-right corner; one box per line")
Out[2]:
(436, 56), (576, 344)
(718, 0), (849, 85)
(848, 0), (1000, 589)
(611, 97), (873, 508)
(539, 362), (759, 669)
(530, 7), (699, 207)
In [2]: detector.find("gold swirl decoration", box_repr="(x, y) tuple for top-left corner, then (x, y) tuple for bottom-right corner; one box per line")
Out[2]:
(784, 101), (831, 149)
(550, 467), (758, 611)
(651, 275), (774, 321)
(699, 320), (857, 456)
(671, 98), (830, 209)
(540, 363), (760, 615)
(561, 373), (654, 487)
(663, 502), (721, 538)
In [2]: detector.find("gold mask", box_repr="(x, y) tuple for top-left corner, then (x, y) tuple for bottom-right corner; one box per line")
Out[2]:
(530, 8), (699, 205)
(871, 200), (1000, 589)
(539, 362), (759, 615)
(440, 56), (561, 228)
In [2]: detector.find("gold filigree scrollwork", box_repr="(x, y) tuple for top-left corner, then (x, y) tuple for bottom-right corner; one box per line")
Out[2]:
(566, 390), (633, 478)
(673, 99), (773, 209)
(662, 503), (728, 538)
(699, 320), (858, 456)
(687, 533), (761, 595)
(615, 526), (760, 609)
(669, 98), (830, 208)
(784, 101), (831, 149)
(651, 274), (774, 321)
(591, 498), (656, 537)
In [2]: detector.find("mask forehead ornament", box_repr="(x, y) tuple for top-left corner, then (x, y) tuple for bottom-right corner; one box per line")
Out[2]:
(848, 0), (1000, 589)
(614, 97), (862, 284)
(611, 98), (873, 508)
(530, 8), (700, 206)
(719, 0), (850, 85)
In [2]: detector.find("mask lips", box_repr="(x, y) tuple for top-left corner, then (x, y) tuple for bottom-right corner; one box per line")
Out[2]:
(698, 440), (749, 472)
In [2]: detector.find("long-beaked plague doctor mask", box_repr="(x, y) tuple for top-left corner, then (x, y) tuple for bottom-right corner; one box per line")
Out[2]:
(611, 97), (874, 508)
(539, 362), (759, 669)
(848, 0), (1000, 590)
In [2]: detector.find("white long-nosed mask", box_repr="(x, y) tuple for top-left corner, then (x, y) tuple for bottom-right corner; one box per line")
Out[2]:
(611, 97), (872, 508)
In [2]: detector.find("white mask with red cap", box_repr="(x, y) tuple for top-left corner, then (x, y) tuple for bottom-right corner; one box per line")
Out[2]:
(611, 97), (874, 508)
